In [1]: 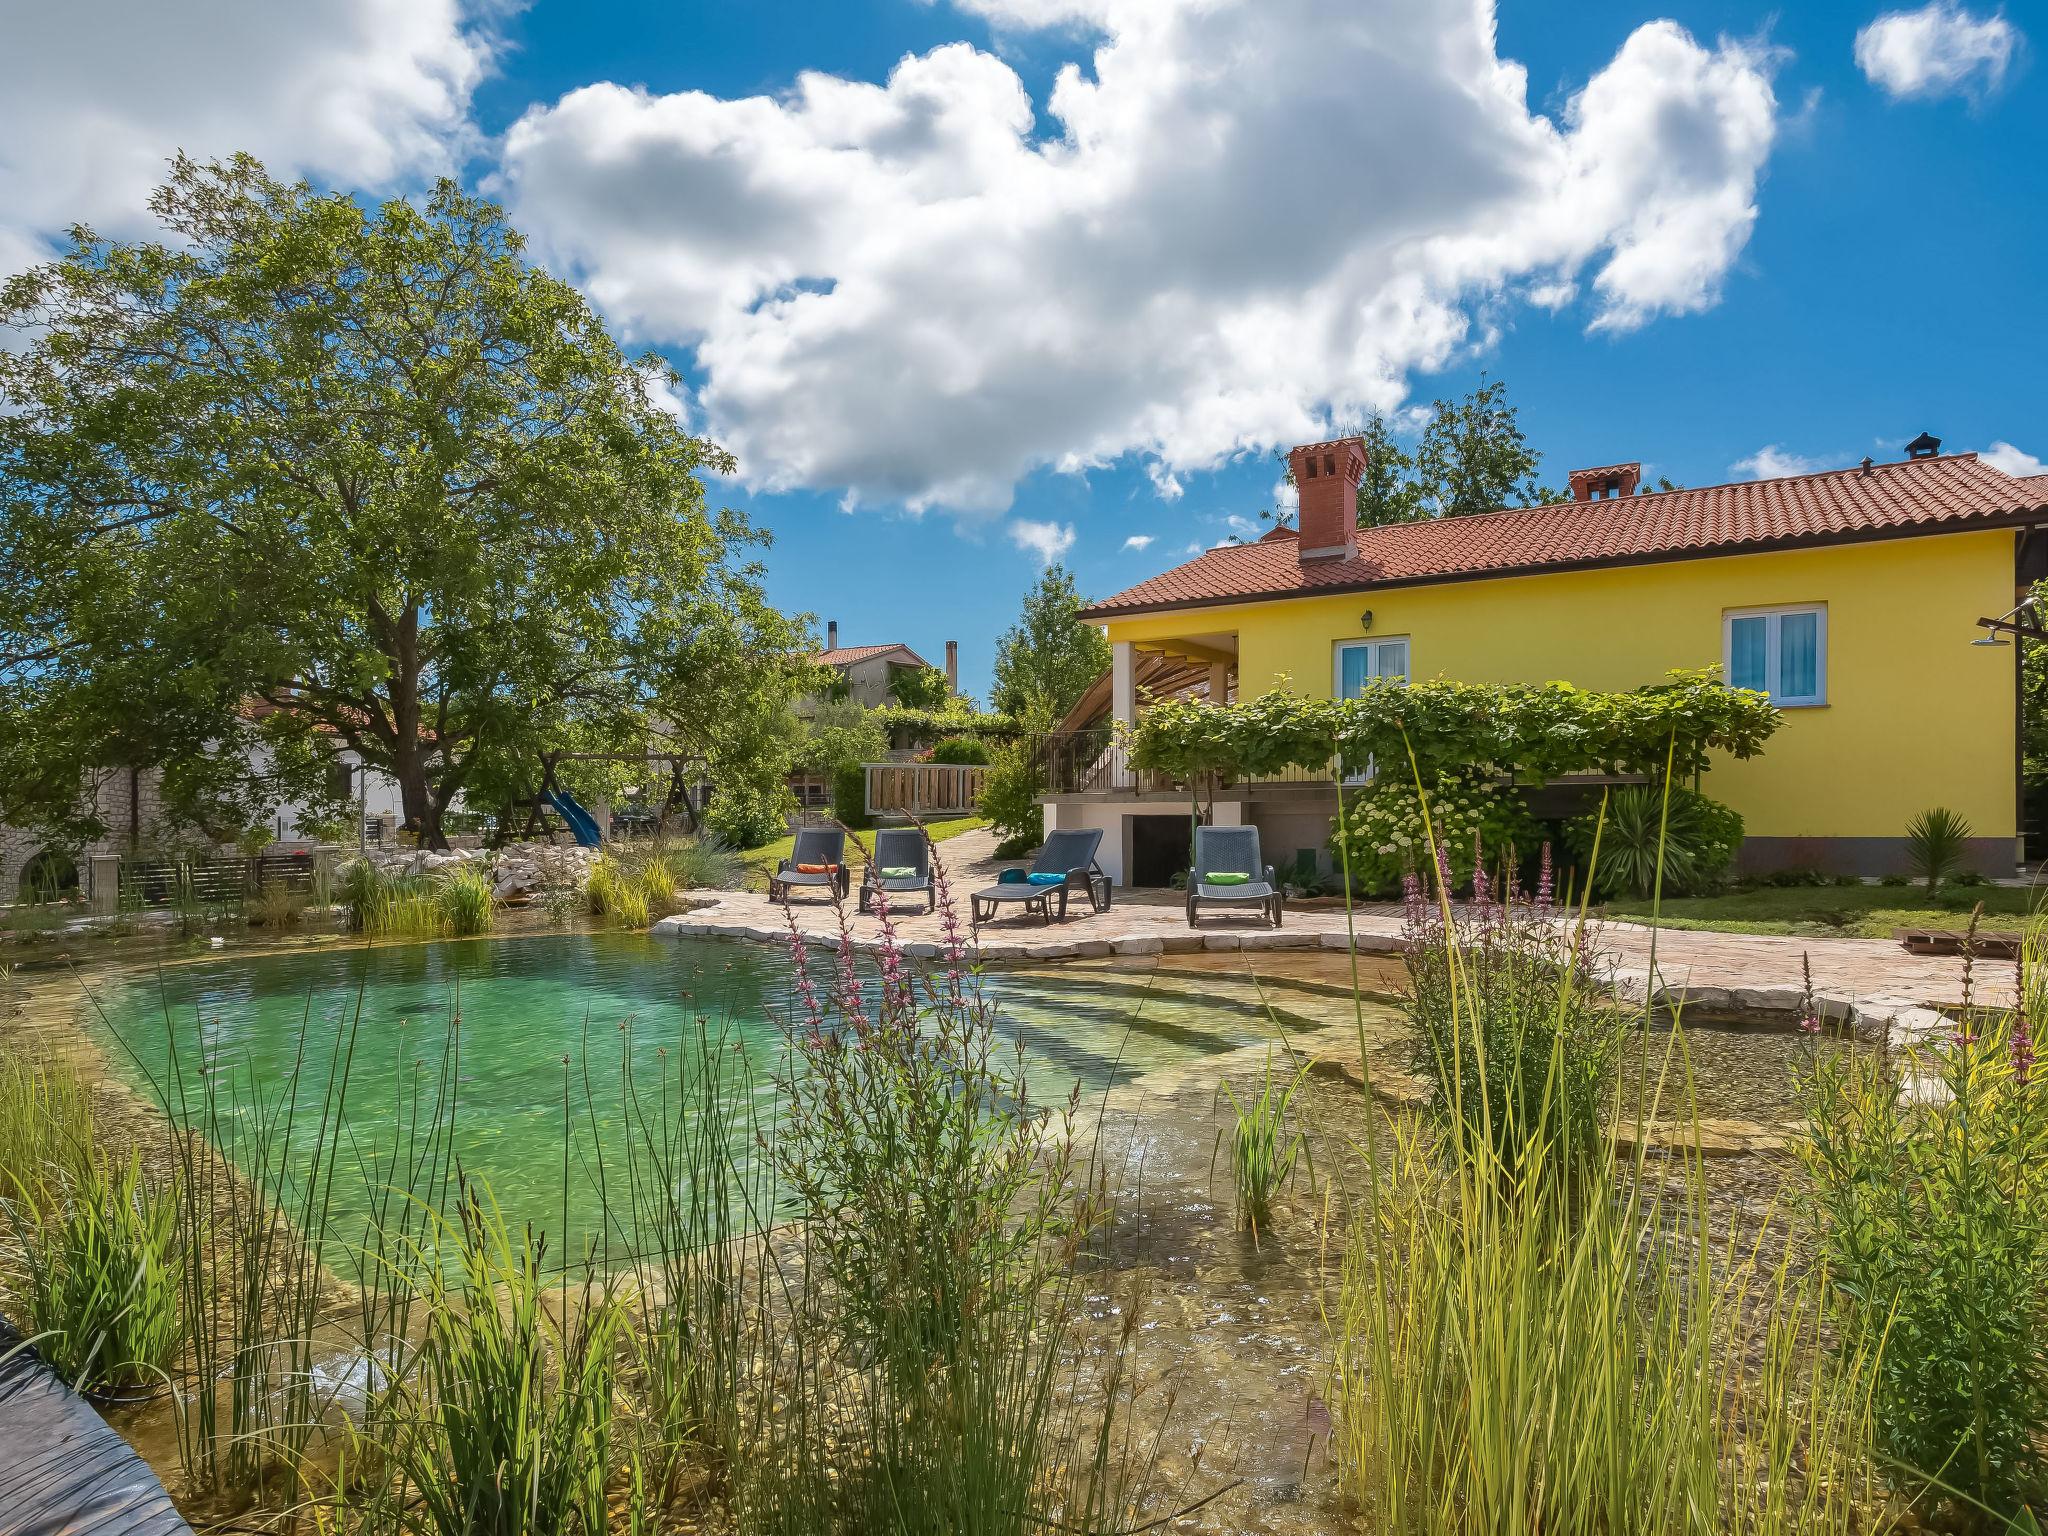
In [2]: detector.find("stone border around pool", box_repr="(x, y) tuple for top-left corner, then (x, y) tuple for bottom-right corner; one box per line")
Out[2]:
(651, 899), (1956, 1050)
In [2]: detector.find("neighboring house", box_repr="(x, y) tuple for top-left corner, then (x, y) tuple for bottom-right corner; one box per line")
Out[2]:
(1049, 433), (2048, 887)
(806, 622), (958, 711)
(792, 625), (960, 808)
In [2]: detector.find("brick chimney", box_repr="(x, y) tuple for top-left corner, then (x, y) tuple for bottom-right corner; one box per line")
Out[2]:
(1288, 436), (1367, 562)
(826, 620), (838, 650)
(1568, 462), (1641, 501)
(945, 640), (958, 694)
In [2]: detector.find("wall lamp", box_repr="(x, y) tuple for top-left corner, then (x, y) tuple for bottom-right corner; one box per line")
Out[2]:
(1973, 594), (2045, 647)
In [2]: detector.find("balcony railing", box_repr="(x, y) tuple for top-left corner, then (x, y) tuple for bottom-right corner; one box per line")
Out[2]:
(1030, 731), (1339, 797)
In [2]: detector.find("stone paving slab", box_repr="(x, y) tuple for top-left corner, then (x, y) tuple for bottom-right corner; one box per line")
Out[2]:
(661, 828), (2010, 1045)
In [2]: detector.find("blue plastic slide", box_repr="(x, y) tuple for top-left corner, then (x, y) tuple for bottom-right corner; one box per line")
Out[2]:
(544, 789), (603, 847)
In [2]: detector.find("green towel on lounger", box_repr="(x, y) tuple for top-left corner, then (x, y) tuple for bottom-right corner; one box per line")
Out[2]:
(880, 866), (917, 878)
(1205, 872), (1250, 885)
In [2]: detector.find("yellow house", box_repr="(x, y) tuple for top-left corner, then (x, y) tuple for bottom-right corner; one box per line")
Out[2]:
(1056, 435), (2048, 888)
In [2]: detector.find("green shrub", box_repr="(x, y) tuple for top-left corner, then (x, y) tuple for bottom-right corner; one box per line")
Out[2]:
(927, 735), (992, 765)
(702, 778), (795, 849)
(1798, 994), (2048, 1523)
(1564, 785), (1743, 899)
(9, 1153), (181, 1398)
(979, 737), (1045, 852)
(771, 910), (1098, 1530)
(1904, 806), (1973, 894)
(831, 760), (869, 829)
(1331, 768), (1538, 898)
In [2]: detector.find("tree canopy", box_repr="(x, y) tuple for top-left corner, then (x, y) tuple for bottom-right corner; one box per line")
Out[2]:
(989, 564), (1113, 724)
(0, 154), (801, 849)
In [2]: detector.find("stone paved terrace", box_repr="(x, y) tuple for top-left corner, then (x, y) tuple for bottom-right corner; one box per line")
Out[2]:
(654, 828), (2011, 1044)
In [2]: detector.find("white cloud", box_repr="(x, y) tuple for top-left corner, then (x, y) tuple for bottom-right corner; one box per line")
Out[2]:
(1121, 533), (1155, 550)
(1731, 444), (1826, 479)
(1009, 518), (1077, 565)
(0, 0), (492, 274)
(1855, 3), (2019, 100)
(496, 1), (1781, 515)
(1145, 461), (1184, 501)
(1983, 440), (2046, 477)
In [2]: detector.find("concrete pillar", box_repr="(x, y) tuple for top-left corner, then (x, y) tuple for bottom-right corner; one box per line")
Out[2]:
(1111, 641), (1136, 725)
(1208, 661), (1230, 705)
(88, 852), (121, 915)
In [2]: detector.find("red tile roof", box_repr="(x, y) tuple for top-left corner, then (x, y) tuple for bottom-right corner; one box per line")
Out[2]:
(1083, 452), (2048, 618)
(814, 643), (928, 668)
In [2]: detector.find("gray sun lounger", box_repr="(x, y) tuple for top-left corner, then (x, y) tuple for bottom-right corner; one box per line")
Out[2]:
(769, 826), (851, 904)
(970, 827), (1112, 927)
(859, 827), (935, 914)
(1186, 825), (1283, 928)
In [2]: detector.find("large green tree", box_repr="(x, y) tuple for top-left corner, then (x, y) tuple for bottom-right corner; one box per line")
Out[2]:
(1413, 375), (1544, 517)
(0, 155), (785, 849)
(1355, 411), (1424, 526)
(989, 564), (1112, 722)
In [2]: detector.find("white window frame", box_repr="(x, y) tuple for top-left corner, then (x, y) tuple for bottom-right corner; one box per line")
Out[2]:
(1333, 637), (1410, 699)
(1334, 637), (1410, 782)
(1723, 604), (1828, 708)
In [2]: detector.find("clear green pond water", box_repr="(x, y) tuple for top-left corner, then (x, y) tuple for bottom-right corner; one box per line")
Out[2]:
(85, 932), (1358, 1256)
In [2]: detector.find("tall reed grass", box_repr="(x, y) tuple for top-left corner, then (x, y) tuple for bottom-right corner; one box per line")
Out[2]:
(1213, 1046), (1313, 1241)
(341, 858), (498, 938)
(1328, 752), (1890, 1535)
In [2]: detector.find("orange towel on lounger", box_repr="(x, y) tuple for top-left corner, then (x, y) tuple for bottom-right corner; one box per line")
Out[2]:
(796, 862), (838, 875)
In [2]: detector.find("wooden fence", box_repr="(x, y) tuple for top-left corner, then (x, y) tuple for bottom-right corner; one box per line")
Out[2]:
(863, 762), (989, 819)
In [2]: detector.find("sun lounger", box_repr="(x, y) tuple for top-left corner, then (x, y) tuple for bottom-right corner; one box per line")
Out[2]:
(1186, 825), (1282, 927)
(769, 826), (850, 904)
(970, 828), (1111, 927)
(859, 827), (935, 914)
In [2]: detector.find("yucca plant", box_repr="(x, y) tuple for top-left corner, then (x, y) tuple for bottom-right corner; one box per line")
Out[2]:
(8, 1152), (181, 1399)
(1212, 1047), (1314, 1241)
(1904, 806), (1973, 894)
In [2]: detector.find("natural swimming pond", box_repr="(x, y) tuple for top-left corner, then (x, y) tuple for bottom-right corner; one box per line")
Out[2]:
(81, 930), (1381, 1253)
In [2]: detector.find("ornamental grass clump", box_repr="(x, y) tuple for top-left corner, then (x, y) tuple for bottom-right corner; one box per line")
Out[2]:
(7, 1151), (181, 1399)
(751, 868), (1186, 1535)
(1399, 838), (1624, 1185)
(1798, 928), (2048, 1527)
(382, 1188), (633, 1536)
(1213, 1046), (1314, 1242)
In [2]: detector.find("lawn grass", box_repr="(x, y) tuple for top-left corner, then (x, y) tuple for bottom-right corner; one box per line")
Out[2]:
(736, 817), (988, 892)
(1600, 881), (2048, 939)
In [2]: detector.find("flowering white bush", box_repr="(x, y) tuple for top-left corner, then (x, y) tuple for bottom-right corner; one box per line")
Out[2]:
(1330, 768), (1537, 897)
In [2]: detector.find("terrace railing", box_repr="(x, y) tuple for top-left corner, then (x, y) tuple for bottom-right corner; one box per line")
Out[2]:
(1032, 729), (1339, 796)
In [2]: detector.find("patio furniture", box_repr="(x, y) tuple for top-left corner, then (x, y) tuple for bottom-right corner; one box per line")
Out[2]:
(970, 828), (1112, 927)
(859, 827), (935, 914)
(1186, 825), (1283, 928)
(769, 826), (850, 904)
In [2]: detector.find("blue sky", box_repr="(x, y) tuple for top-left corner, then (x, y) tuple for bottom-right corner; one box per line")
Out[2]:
(5, 0), (2041, 701)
